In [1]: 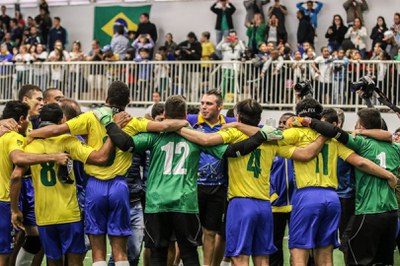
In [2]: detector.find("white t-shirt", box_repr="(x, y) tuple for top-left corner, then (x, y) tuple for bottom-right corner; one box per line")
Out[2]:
(314, 56), (333, 83)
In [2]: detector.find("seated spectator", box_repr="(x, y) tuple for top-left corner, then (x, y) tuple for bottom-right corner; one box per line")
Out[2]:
(69, 40), (85, 61)
(111, 25), (129, 60)
(325, 15), (348, 52)
(2, 32), (15, 53)
(246, 13), (266, 53)
(10, 18), (22, 47)
(26, 16), (36, 30)
(296, 1), (324, 29)
(211, 0), (236, 44)
(296, 10), (315, 48)
(383, 30), (399, 59)
(164, 33), (177, 60)
(15, 10), (25, 27)
(102, 45), (119, 61)
(175, 32), (202, 61)
(266, 14), (287, 46)
(344, 17), (368, 59)
(24, 26), (45, 46)
(370, 16), (388, 51)
(48, 40), (70, 61)
(132, 34), (154, 59)
(370, 42), (383, 60)
(0, 43), (12, 62)
(48, 17), (68, 51)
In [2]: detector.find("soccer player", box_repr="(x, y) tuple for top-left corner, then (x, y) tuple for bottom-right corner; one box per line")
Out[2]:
(92, 96), (283, 266)
(27, 81), (188, 265)
(174, 99), (328, 266)
(223, 98), (397, 266)
(9, 103), (114, 266)
(186, 89), (235, 266)
(43, 88), (64, 104)
(295, 108), (400, 265)
(0, 101), (68, 266)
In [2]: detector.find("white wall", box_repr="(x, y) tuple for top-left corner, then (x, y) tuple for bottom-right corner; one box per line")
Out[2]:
(10, 0), (400, 53)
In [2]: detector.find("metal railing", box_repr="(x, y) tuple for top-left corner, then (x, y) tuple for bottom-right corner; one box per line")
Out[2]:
(1, 60), (399, 110)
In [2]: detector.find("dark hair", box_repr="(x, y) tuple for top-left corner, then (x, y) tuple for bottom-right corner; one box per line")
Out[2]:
(151, 103), (165, 119)
(376, 16), (387, 29)
(18, 84), (42, 101)
(141, 13), (149, 19)
(321, 108), (338, 124)
(59, 98), (81, 120)
(205, 89), (223, 106)
(107, 81), (130, 108)
(2, 101), (29, 122)
(10, 18), (18, 25)
(139, 48), (150, 54)
(354, 17), (363, 27)
(187, 105), (200, 115)
(54, 17), (61, 22)
(43, 88), (61, 100)
(282, 112), (296, 117)
(226, 108), (235, 118)
(320, 46), (329, 53)
(332, 14), (344, 27)
(295, 98), (323, 119)
(235, 99), (262, 126)
(381, 118), (388, 130)
(153, 91), (161, 97)
(40, 103), (64, 124)
(116, 25), (124, 35)
(202, 31), (211, 40)
(165, 95), (186, 119)
(357, 108), (382, 129)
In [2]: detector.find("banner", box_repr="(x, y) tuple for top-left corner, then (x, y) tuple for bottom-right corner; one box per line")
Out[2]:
(93, 5), (151, 46)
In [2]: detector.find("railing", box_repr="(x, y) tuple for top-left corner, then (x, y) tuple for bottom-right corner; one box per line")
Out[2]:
(1, 60), (399, 110)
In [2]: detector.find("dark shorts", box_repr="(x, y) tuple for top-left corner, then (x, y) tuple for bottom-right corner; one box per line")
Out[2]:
(198, 185), (227, 231)
(144, 212), (201, 249)
(0, 201), (14, 254)
(347, 211), (398, 266)
(20, 177), (36, 226)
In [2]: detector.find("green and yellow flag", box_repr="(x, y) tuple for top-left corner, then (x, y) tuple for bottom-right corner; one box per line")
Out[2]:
(93, 5), (151, 46)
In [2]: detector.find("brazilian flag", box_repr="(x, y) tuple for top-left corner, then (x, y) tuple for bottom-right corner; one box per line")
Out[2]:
(93, 5), (151, 46)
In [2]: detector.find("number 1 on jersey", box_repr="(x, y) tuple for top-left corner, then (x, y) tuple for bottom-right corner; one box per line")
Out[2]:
(376, 152), (387, 168)
(161, 142), (190, 175)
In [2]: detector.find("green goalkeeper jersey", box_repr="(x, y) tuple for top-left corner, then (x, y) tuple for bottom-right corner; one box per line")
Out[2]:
(346, 136), (400, 215)
(133, 132), (227, 214)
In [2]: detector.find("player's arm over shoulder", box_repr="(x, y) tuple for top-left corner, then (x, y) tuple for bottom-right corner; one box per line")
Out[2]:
(63, 135), (112, 165)
(177, 127), (224, 146)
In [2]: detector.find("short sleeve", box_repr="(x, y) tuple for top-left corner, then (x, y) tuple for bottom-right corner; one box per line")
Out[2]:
(201, 144), (228, 159)
(216, 128), (242, 144)
(337, 142), (354, 161)
(278, 128), (300, 146)
(66, 112), (91, 136)
(276, 145), (295, 159)
(132, 133), (157, 153)
(64, 136), (95, 163)
(344, 135), (364, 153)
(7, 133), (26, 153)
(124, 117), (150, 136)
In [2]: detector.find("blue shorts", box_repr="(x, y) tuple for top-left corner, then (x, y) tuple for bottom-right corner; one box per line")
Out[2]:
(85, 176), (131, 236)
(0, 201), (14, 254)
(20, 177), (36, 226)
(38, 221), (85, 260)
(289, 187), (341, 249)
(225, 198), (276, 257)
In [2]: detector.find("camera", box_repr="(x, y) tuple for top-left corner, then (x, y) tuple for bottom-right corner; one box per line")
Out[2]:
(351, 76), (376, 99)
(226, 36), (238, 43)
(294, 80), (313, 98)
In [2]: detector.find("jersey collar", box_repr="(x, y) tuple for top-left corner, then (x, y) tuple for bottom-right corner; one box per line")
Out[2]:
(197, 114), (227, 128)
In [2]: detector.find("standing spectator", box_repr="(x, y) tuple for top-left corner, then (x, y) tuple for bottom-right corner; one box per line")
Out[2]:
(325, 15), (348, 52)
(343, 0), (368, 26)
(391, 13), (400, 45)
(266, 14), (287, 46)
(370, 16), (388, 51)
(333, 49), (350, 104)
(296, 1), (324, 29)
(39, 0), (50, 15)
(246, 13), (267, 53)
(13, 45), (34, 89)
(153, 52), (170, 96)
(297, 10), (315, 48)
(164, 33), (178, 60)
(15, 10), (25, 28)
(24, 26), (45, 46)
(211, 0), (236, 44)
(111, 25), (129, 60)
(86, 39), (105, 100)
(345, 17), (368, 59)
(244, 0), (270, 26)
(200, 31), (215, 61)
(134, 48), (153, 101)
(48, 17), (67, 52)
(26, 16), (36, 30)
(383, 30), (399, 59)
(0, 5), (10, 32)
(312, 46), (334, 103)
(69, 40), (86, 96)
(32, 43), (49, 89)
(48, 41), (69, 89)
(10, 18), (22, 47)
(132, 34), (154, 59)
(35, 7), (52, 45)
(268, 0), (288, 34)
(136, 13), (157, 43)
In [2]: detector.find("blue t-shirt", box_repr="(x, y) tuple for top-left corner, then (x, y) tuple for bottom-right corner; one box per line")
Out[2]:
(336, 157), (355, 198)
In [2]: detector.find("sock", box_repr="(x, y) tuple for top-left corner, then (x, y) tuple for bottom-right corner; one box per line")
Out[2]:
(92, 261), (107, 266)
(15, 248), (35, 266)
(220, 262), (231, 266)
(115, 261), (129, 266)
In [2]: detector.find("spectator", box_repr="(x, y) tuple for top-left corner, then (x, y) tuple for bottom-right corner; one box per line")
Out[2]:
(32, 43), (49, 88)
(333, 49), (350, 104)
(86, 40), (106, 100)
(291, 50), (306, 82)
(0, 5), (10, 32)
(39, 0), (50, 15)
(0, 43), (12, 62)
(296, 1), (324, 29)
(325, 15), (348, 52)
(260, 48), (283, 77)
(127, 30), (136, 47)
(111, 25), (129, 60)
(312, 46), (334, 103)
(26, 16), (36, 30)
(370, 16), (388, 51)
(15, 10), (25, 28)
(175, 32), (202, 61)
(13, 45), (33, 88)
(370, 42), (383, 60)
(68, 40), (86, 96)
(344, 17), (368, 59)
(24, 26), (45, 46)
(268, 0), (288, 34)
(343, 0), (368, 26)
(132, 34), (154, 59)
(297, 10), (315, 48)
(383, 30), (399, 59)
(260, 49), (284, 102)
(200, 31), (215, 61)
(391, 13), (400, 45)
(48, 41), (69, 89)
(299, 41), (313, 58)
(2, 32), (15, 53)
(35, 7), (52, 44)
(48, 17), (67, 51)
(244, 0), (270, 26)
(10, 18), (22, 47)
(266, 14), (287, 46)
(48, 40), (69, 61)
(136, 13), (157, 43)
(246, 13), (267, 53)
(164, 33), (178, 60)
(210, 0), (236, 44)
(69, 40), (85, 61)
(153, 51), (169, 96)
(134, 48), (153, 101)
(144, 91), (161, 120)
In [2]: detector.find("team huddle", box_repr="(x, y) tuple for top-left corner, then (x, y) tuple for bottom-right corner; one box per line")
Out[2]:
(0, 81), (399, 266)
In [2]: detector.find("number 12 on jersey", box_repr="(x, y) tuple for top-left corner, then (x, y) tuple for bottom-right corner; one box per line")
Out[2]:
(161, 142), (190, 175)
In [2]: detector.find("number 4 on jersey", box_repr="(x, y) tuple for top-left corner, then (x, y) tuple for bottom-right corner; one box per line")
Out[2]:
(247, 149), (262, 178)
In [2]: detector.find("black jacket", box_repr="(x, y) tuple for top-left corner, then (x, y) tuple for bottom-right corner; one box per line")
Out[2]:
(136, 22), (158, 43)
(126, 152), (148, 201)
(325, 25), (348, 44)
(297, 17), (314, 45)
(265, 25), (287, 44)
(176, 40), (202, 61)
(370, 25), (388, 49)
(210, 3), (236, 30)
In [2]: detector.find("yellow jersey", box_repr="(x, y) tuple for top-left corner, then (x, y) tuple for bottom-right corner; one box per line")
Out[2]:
(279, 127), (354, 189)
(217, 128), (294, 200)
(25, 134), (95, 226)
(0, 132), (26, 202)
(66, 112), (149, 180)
